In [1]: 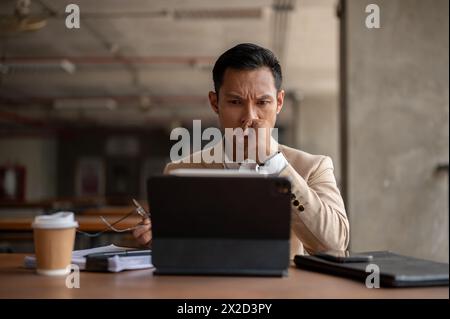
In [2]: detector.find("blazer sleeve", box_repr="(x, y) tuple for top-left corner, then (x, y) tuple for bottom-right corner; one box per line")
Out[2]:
(279, 156), (350, 254)
(163, 163), (171, 175)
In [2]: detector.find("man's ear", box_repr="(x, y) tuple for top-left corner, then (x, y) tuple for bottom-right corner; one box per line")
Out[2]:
(276, 90), (285, 114)
(209, 91), (219, 114)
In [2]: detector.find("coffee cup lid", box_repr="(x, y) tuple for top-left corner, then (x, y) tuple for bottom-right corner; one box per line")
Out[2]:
(32, 212), (79, 229)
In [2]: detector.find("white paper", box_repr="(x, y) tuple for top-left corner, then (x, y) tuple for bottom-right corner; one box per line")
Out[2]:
(24, 244), (153, 272)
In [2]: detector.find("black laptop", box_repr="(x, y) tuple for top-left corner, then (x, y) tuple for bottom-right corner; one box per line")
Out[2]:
(147, 171), (291, 276)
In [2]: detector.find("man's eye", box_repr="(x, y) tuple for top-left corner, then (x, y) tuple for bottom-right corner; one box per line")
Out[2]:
(258, 100), (270, 106)
(228, 100), (241, 105)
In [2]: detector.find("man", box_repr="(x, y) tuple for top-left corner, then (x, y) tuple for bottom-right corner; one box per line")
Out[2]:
(133, 43), (349, 258)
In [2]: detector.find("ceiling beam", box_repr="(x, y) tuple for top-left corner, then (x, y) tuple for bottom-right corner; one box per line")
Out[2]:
(1, 56), (215, 65)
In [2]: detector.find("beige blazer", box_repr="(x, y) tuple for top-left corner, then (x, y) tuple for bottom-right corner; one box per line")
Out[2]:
(163, 144), (350, 259)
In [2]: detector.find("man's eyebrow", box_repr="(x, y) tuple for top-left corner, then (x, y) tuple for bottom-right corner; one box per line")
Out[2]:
(224, 93), (243, 99)
(257, 95), (274, 100)
(224, 93), (274, 99)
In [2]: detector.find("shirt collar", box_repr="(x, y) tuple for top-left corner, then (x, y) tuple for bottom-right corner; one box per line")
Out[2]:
(220, 136), (284, 172)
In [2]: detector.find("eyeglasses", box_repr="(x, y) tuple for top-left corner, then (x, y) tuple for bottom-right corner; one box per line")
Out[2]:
(77, 198), (150, 238)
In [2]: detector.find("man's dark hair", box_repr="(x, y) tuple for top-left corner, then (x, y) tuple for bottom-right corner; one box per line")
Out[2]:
(212, 43), (282, 94)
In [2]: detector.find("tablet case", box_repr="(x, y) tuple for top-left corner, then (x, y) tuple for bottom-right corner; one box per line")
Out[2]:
(294, 251), (449, 287)
(148, 175), (292, 276)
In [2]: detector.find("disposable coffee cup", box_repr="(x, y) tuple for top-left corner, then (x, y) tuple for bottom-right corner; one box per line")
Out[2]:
(32, 212), (79, 276)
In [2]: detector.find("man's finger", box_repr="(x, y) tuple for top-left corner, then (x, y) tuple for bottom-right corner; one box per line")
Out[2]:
(133, 224), (151, 237)
(138, 217), (151, 226)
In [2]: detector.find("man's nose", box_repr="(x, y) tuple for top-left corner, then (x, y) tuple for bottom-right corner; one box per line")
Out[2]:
(241, 104), (258, 125)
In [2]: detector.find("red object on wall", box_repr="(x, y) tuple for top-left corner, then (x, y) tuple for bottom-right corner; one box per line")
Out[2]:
(0, 164), (26, 202)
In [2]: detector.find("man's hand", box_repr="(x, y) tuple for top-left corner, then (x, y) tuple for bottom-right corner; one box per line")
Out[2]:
(243, 119), (278, 164)
(132, 217), (152, 246)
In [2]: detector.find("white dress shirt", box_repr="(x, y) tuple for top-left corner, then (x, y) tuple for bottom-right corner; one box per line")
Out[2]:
(223, 151), (288, 175)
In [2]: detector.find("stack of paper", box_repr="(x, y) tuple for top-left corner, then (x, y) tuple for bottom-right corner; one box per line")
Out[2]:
(24, 244), (153, 272)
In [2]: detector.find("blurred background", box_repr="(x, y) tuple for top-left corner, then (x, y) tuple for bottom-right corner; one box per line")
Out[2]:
(0, 0), (448, 262)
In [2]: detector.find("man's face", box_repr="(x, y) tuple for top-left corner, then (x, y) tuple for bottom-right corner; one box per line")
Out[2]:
(209, 67), (284, 131)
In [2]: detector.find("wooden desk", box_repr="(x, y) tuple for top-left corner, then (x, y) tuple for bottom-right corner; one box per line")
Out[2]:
(80, 205), (149, 217)
(0, 215), (142, 232)
(80, 206), (135, 216)
(0, 254), (447, 299)
(0, 214), (143, 252)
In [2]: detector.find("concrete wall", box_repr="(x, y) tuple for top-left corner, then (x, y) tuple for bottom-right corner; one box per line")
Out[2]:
(0, 137), (57, 201)
(346, 0), (449, 262)
(285, 0), (341, 183)
(299, 93), (341, 184)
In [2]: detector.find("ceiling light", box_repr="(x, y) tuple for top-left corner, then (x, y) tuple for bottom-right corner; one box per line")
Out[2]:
(60, 59), (76, 74)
